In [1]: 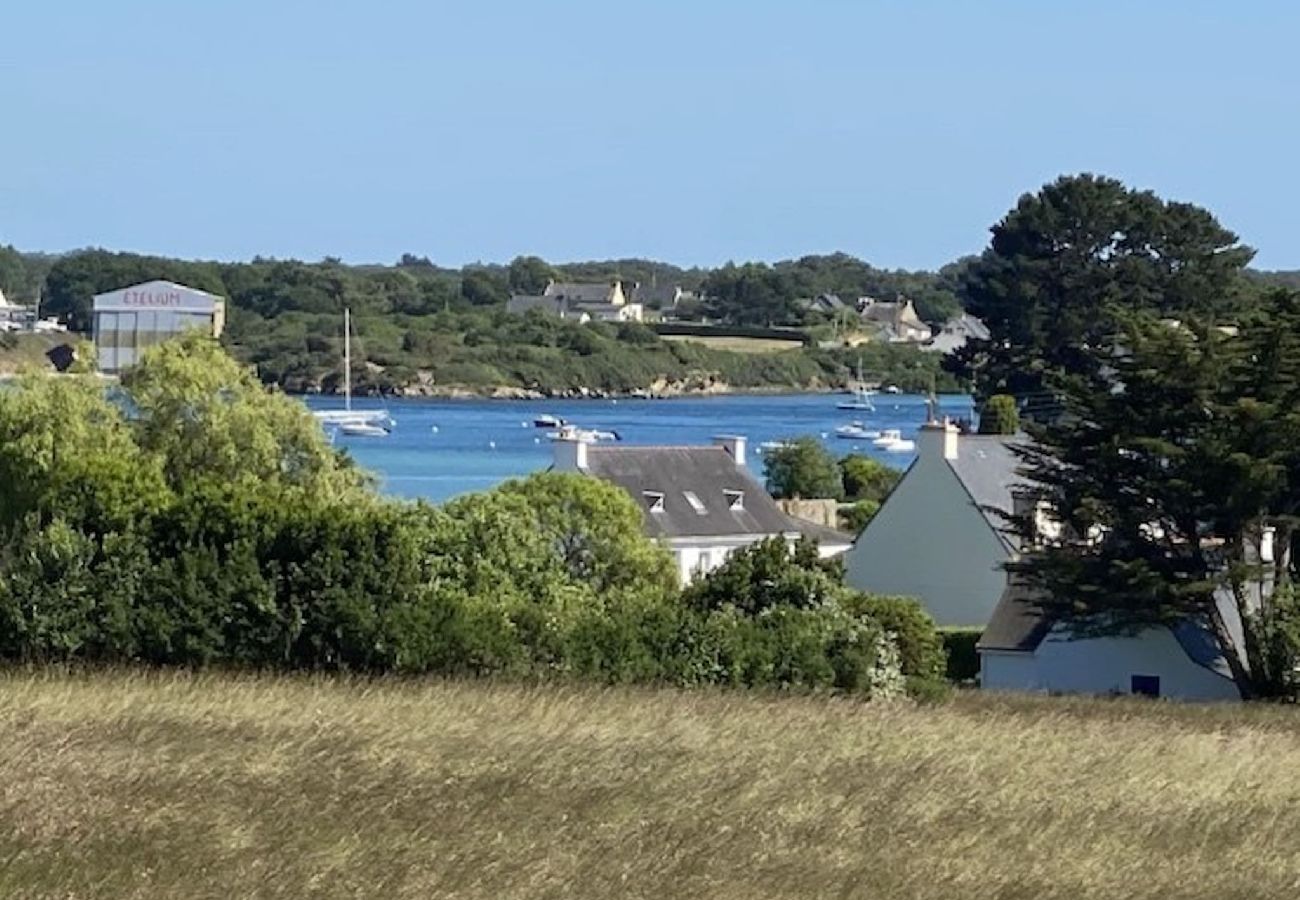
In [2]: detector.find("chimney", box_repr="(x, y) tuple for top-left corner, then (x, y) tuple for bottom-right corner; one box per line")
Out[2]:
(917, 417), (959, 461)
(552, 433), (588, 472)
(713, 434), (747, 469)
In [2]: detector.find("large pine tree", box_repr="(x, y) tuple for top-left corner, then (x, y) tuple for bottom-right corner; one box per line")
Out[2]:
(948, 174), (1255, 410)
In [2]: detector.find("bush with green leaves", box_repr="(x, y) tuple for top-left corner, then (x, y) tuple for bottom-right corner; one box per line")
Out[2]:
(977, 394), (1019, 435)
(763, 437), (844, 500)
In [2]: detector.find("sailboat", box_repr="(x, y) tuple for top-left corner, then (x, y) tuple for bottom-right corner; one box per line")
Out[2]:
(313, 308), (392, 433)
(836, 358), (877, 411)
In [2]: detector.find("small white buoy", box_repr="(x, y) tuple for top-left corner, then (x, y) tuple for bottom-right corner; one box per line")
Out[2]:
(534, 437), (541, 444)
(488, 440), (496, 449)
(431, 425), (439, 433)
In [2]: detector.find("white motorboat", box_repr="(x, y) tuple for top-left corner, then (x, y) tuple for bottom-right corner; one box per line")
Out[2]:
(836, 422), (879, 440)
(872, 429), (915, 452)
(883, 384), (901, 395)
(759, 440), (795, 453)
(533, 414), (566, 428)
(547, 424), (620, 443)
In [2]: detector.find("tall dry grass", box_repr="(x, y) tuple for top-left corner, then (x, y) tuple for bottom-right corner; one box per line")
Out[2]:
(1, 671), (1298, 899)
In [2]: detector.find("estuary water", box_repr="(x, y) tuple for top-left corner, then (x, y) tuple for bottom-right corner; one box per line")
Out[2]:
(305, 392), (976, 503)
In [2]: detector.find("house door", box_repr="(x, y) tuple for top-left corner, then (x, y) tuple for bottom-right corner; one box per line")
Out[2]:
(1131, 675), (1160, 697)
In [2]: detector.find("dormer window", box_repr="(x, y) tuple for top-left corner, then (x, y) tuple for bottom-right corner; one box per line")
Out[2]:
(724, 489), (744, 511)
(643, 491), (666, 513)
(683, 490), (708, 515)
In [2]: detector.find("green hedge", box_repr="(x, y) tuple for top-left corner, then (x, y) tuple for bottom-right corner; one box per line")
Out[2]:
(939, 628), (982, 682)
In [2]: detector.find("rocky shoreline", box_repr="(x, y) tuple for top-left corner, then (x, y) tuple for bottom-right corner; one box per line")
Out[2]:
(288, 373), (838, 401)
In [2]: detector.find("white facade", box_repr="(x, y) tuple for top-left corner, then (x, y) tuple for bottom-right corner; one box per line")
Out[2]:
(981, 625), (1242, 702)
(669, 532), (849, 585)
(92, 280), (226, 373)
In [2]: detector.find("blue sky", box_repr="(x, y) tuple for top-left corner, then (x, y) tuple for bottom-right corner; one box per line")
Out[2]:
(2, 1), (1297, 270)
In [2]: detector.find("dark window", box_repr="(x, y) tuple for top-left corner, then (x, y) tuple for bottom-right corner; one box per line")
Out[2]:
(1131, 675), (1160, 697)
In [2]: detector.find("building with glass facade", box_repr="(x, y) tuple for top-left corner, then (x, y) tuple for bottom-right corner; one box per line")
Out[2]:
(92, 280), (226, 373)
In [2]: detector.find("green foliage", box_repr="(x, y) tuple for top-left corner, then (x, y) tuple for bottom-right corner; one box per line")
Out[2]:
(841, 594), (946, 682)
(948, 174), (1254, 407)
(508, 255), (556, 294)
(122, 333), (364, 498)
(839, 500), (880, 535)
(764, 437), (844, 500)
(684, 537), (845, 616)
(977, 394), (1019, 434)
(839, 454), (901, 503)
(0, 338), (915, 698)
(938, 628), (982, 682)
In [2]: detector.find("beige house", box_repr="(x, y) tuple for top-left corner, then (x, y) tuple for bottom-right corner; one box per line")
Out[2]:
(858, 297), (932, 343)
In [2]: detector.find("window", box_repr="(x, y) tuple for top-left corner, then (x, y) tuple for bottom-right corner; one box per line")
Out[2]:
(724, 489), (744, 511)
(683, 491), (707, 515)
(1131, 675), (1160, 698)
(643, 491), (665, 513)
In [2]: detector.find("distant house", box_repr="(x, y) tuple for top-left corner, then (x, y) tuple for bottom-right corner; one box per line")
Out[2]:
(630, 283), (694, 311)
(858, 297), (932, 343)
(799, 293), (849, 316)
(843, 417), (1024, 626)
(978, 580), (1246, 701)
(506, 280), (644, 323)
(924, 313), (990, 355)
(552, 434), (851, 584)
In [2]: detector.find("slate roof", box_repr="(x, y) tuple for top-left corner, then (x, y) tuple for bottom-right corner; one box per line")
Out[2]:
(631, 284), (682, 307)
(789, 517), (855, 547)
(544, 282), (617, 304)
(925, 314), (990, 354)
(977, 580), (1054, 652)
(583, 446), (798, 539)
(946, 436), (1022, 549)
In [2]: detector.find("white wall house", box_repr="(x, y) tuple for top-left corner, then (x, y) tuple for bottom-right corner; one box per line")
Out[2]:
(843, 419), (1020, 626)
(978, 581), (1245, 701)
(552, 434), (851, 584)
(506, 280), (644, 324)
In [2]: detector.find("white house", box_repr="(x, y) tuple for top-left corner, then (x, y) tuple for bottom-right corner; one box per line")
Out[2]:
(506, 280), (644, 323)
(978, 580), (1245, 701)
(843, 418), (1021, 626)
(552, 434), (851, 584)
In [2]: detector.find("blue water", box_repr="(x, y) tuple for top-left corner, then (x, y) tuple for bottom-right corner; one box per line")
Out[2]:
(305, 393), (976, 502)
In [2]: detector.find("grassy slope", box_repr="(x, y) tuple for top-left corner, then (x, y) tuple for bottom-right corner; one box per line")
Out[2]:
(2, 673), (1298, 900)
(0, 333), (65, 374)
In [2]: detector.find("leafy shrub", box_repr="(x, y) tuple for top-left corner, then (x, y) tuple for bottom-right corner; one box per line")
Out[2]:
(978, 394), (1019, 434)
(840, 594), (946, 683)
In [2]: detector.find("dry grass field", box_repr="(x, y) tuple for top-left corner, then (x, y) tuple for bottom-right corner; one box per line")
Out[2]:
(2, 672), (1299, 900)
(659, 334), (806, 353)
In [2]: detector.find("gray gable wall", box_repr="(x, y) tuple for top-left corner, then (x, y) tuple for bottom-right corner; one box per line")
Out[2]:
(843, 443), (1011, 627)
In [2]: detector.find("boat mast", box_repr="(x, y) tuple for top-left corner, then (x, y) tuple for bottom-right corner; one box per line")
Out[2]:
(344, 307), (352, 412)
